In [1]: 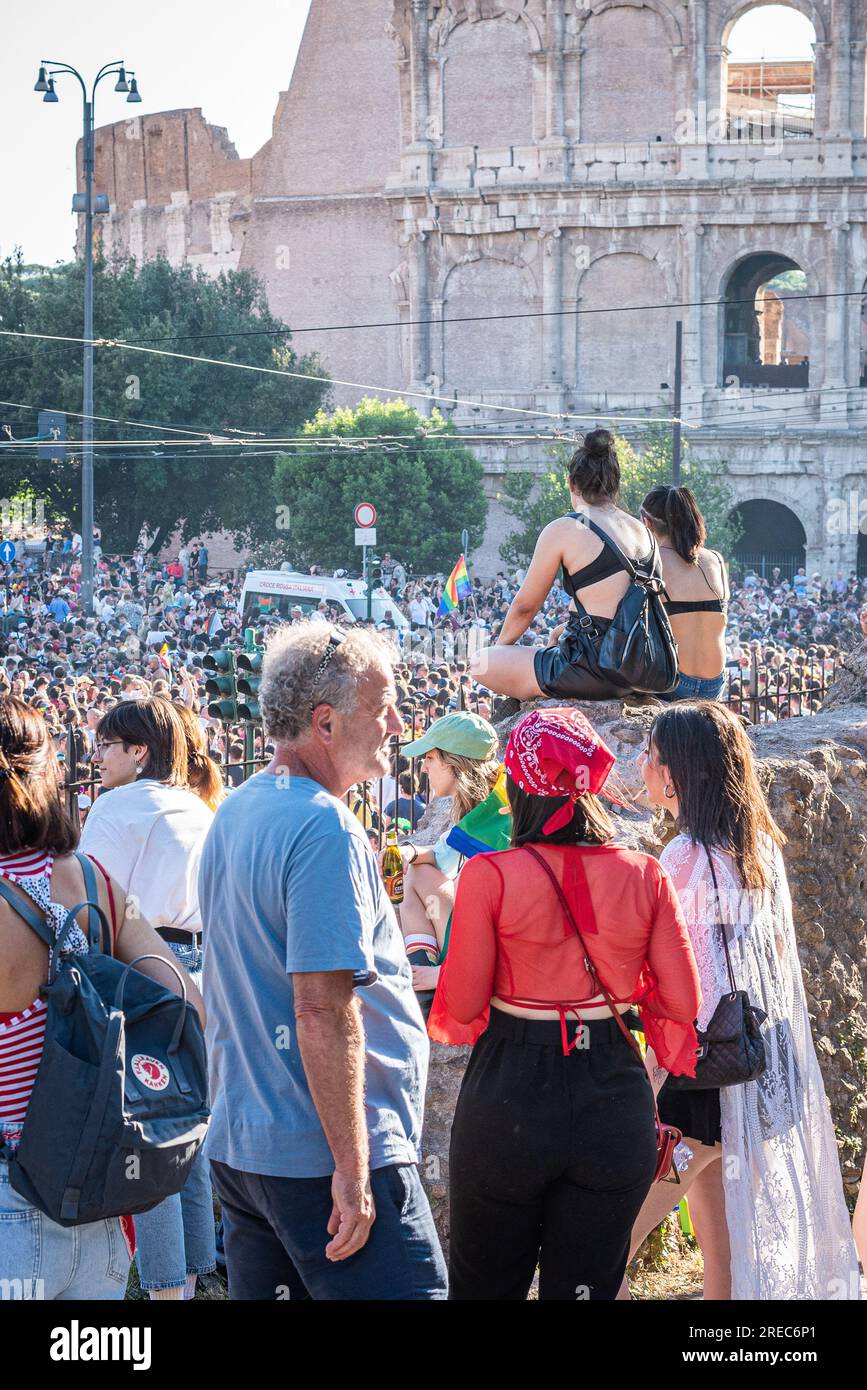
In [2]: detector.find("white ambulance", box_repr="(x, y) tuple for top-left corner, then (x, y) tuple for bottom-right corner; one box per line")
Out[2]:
(239, 571), (409, 630)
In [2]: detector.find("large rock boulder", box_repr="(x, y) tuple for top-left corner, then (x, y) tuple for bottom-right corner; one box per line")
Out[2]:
(421, 672), (867, 1243)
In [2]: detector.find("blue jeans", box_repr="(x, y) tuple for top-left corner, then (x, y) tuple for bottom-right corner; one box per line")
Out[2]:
(657, 671), (725, 703)
(134, 941), (216, 1291)
(0, 1127), (128, 1301)
(211, 1161), (447, 1300)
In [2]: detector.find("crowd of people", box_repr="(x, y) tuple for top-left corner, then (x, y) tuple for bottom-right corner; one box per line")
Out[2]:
(0, 628), (864, 1301)
(1, 435), (866, 1302)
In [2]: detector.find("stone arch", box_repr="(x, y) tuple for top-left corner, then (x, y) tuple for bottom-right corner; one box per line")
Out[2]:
(576, 3), (681, 143)
(442, 253), (541, 390)
(573, 0), (684, 48)
(719, 3), (819, 140)
(440, 12), (537, 147)
(717, 248), (815, 387)
(575, 250), (671, 392)
(718, 0), (826, 50)
(729, 497), (808, 581)
(431, 3), (544, 55)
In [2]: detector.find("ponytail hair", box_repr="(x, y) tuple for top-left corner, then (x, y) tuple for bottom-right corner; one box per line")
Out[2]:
(567, 429), (620, 504)
(172, 700), (225, 813)
(641, 485), (706, 564)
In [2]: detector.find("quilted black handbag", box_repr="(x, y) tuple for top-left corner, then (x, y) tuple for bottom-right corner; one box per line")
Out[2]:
(665, 849), (768, 1092)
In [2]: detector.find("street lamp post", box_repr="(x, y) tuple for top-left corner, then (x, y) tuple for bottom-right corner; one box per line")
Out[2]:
(34, 60), (141, 615)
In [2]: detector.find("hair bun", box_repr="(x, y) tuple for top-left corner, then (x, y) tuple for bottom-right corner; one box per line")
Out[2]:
(583, 428), (613, 458)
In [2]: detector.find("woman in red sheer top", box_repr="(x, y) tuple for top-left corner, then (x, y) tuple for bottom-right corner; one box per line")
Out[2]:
(430, 707), (701, 1301)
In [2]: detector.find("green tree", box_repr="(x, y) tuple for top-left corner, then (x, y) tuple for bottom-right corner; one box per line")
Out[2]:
(272, 398), (488, 574)
(0, 251), (327, 551)
(499, 427), (741, 567)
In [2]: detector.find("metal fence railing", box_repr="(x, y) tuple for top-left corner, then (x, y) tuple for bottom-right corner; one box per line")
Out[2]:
(63, 658), (838, 852)
(721, 651), (838, 725)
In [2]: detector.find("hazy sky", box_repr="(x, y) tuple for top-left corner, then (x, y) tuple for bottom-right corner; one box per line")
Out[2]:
(1, 1), (814, 267)
(1, 0), (313, 265)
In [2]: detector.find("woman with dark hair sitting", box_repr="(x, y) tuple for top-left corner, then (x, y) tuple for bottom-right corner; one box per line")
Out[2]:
(640, 485), (729, 702)
(624, 701), (860, 1301)
(0, 696), (204, 1300)
(429, 708), (701, 1300)
(80, 697), (216, 1302)
(469, 430), (669, 703)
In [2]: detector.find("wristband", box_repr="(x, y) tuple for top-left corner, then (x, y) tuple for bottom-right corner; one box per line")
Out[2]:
(406, 843), (418, 865)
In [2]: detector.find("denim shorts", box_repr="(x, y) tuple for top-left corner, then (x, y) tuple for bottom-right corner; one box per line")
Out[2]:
(657, 671), (725, 703)
(0, 1126), (128, 1301)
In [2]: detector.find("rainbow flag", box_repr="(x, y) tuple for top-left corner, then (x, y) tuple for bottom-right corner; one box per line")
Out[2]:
(437, 554), (472, 617)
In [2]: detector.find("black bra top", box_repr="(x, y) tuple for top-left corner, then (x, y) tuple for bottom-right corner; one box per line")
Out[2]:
(662, 550), (729, 617)
(562, 516), (657, 600)
(664, 597), (725, 616)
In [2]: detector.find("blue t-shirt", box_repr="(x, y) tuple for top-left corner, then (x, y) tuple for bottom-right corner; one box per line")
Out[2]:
(199, 772), (428, 1178)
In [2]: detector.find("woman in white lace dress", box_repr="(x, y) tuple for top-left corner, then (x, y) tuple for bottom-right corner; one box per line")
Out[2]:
(622, 701), (860, 1301)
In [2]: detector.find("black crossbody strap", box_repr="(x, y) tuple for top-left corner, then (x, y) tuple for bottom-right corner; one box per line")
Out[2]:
(702, 846), (739, 995)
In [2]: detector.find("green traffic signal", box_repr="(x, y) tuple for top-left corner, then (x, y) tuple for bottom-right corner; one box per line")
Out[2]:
(207, 698), (241, 721)
(203, 649), (236, 675)
(237, 699), (261, 722)
(236, 651), (263, 673)
(205, 674), (237, 698)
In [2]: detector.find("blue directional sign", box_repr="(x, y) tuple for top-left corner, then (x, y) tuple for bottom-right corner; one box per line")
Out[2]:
(0, 541), (15, 565)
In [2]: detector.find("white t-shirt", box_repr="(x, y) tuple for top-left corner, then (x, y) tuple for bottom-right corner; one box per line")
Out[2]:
(80, 778), (214, 932)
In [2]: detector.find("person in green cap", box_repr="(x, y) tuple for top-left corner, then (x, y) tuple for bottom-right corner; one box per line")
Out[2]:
(382, 711), (509, 1014)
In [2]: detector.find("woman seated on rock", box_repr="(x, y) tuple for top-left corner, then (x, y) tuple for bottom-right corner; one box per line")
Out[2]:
(380, 711), (507, 1016)
(430, 707), (701, 1301)
(469, 430), (670, 705)
(624, 700), (861, 1301)
(639, 485), (729, 702)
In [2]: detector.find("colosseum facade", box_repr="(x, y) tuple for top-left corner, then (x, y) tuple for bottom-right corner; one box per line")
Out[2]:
(78, 0), (867, 576)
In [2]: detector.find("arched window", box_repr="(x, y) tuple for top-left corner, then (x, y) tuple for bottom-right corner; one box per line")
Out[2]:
(579, 5), (675, 143)
(442, 18), (533, 148)
(723, 254), (809, 387)
(443, 258), (539, 390)
(730, 499), (806, 580)
(577, 252), (670, 392)
(723, 5), (816, 141)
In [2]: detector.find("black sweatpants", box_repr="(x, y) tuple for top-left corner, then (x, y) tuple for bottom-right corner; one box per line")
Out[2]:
(448, 1008), (657, 1301)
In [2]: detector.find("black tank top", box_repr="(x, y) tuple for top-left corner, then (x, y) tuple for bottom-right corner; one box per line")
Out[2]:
(562, 516), (657, 602)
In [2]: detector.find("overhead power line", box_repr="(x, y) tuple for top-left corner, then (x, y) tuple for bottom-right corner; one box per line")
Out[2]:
(0, 329), (689, 427)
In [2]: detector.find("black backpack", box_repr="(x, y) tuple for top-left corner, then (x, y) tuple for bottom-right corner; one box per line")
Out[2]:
(568, 516), (679, 694)
(0, 852), (209, 1226)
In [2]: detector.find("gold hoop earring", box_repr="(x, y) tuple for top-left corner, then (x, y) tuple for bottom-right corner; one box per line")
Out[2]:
(663, 783), (675, 799)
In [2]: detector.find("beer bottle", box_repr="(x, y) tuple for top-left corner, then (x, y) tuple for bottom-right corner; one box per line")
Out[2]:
(382, 827), (405, 905)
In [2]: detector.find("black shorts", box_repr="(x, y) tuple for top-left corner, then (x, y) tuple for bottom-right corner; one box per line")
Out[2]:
(533, 613), (632, 701)
(657, 1080), (722, 1148)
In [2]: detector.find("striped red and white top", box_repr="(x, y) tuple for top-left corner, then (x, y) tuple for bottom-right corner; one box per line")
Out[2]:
(0, 998), (48, 1123)
(0, 849), (54, 1123)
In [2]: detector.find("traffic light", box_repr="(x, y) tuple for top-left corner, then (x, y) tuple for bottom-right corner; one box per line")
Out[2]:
(236, 650), (263, 722)
(370, 554), (383, 585)
(203, 649), (239, 721)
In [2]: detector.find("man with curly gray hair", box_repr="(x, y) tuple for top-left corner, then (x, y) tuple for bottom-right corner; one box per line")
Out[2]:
(200, 620), (446, 1301)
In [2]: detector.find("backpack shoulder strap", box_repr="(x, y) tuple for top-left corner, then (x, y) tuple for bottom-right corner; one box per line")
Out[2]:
(73, 852), (111, 955)
(0, 877), (53, 947)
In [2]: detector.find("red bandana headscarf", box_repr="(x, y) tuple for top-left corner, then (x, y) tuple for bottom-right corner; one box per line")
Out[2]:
(503, 707), (623, 835)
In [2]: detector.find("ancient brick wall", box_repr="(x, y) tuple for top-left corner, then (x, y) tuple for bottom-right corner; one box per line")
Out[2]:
(77, 1), (867, 577)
